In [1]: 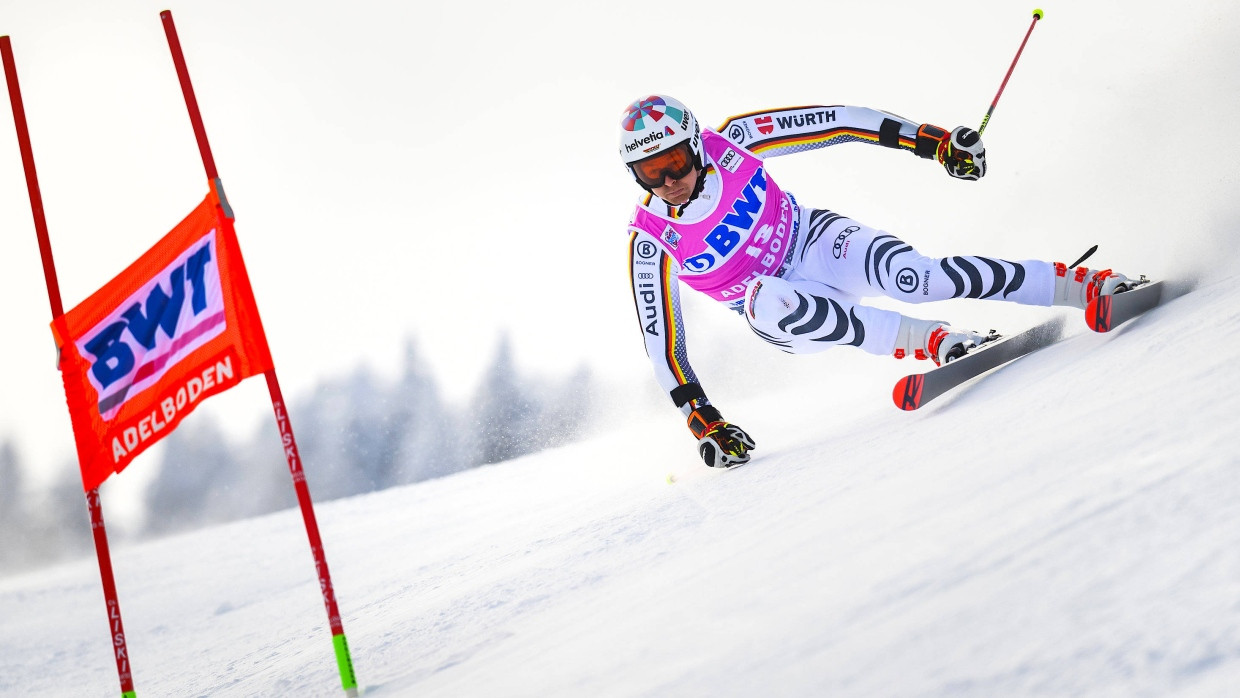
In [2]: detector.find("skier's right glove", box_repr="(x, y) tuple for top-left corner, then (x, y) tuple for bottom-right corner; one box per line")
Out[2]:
(916, 124), (987, 180)
(687, 405), (755, 468)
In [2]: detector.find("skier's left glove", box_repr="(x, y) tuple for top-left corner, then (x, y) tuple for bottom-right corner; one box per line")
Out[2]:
(916, 124), (987, 180)
(687, 405), (755, 468)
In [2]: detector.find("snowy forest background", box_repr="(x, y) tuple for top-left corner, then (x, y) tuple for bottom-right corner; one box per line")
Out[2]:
(0, 334), (599, 573)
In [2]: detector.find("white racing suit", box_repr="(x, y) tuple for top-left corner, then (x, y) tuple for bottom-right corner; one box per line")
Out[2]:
(627, 105), (1058, 416)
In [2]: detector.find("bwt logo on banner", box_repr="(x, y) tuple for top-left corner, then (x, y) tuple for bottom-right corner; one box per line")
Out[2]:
(76, 231), (227, 418)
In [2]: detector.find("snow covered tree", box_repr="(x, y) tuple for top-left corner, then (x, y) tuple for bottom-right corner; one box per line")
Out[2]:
(471, 335), (542, 465)
(291, 340), (472, 495)
(287, 364), (395, 500)
(386, 339), (470, 485)
(0, 440), (23, 569)
(0, 445), (94, 574)
(133, 333), (593, 537)
(536, 363), (595, 448)
(143, 414), (245, 534)
(470, 335), (594, 465)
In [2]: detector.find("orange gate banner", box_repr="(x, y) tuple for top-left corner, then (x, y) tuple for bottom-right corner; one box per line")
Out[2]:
(51, 187), (273, 491)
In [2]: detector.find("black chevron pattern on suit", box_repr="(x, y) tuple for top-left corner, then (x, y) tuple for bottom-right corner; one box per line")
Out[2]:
(762, 291), (865, 347)
(799, 209), (847, 264)
(940, 256), (1027, 299)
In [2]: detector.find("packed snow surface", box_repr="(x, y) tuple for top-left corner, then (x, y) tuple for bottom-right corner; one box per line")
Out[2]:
(3, 275), (1238, 697)
(4, 1), (1240, 695)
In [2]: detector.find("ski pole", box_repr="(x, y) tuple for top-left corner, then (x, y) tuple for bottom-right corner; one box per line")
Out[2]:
(978, 8), (1045, 135)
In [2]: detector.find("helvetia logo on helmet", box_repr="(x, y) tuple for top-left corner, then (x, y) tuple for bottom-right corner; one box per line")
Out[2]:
(624, 131), (664, 153)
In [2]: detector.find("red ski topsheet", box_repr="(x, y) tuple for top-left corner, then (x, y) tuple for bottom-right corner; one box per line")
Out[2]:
(51, 188), (273, 491)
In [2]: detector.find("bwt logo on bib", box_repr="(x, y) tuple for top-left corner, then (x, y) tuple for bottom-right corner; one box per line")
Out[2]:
(77, 232), (227, 417)
(683, 169), (768, 273)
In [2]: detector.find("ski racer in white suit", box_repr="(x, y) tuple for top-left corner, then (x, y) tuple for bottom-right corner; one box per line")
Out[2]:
(621, 95), (1139, 469)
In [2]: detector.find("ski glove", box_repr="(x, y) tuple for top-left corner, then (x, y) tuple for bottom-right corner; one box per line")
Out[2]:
(916, 124), (987, 181)
(687, 405), (755, 468)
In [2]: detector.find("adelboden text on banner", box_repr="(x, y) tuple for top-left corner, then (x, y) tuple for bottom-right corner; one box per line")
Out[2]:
(51, 183), (273, 491)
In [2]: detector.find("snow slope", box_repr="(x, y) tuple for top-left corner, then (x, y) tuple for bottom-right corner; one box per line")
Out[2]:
(2, 272), (1238, 697)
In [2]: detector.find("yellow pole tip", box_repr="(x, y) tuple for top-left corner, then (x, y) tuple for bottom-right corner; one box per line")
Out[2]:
(1033, 9), (1045, 20)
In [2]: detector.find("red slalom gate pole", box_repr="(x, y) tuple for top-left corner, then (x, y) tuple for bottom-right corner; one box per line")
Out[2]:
(266, 373), (358, 693)
(1, 35), (138, 698)
(159, 11), (358, 695)
(978, 9), (1045, 135)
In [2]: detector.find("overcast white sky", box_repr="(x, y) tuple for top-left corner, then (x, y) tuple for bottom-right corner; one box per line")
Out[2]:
(3, 1), (1238, 495)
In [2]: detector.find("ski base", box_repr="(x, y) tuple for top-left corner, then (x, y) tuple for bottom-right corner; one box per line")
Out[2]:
(1086, 279), (1163, 332)
(893, 317), (1066, 411)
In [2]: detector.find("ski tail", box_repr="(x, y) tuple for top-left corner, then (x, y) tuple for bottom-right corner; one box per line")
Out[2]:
(1088, 295), (1114, 332)
(894, 375), (925, 411)
(1085, 279), (1162, 333)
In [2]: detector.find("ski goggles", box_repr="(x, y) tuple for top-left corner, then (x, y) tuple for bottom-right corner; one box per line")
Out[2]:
(630, 141), (695, 188)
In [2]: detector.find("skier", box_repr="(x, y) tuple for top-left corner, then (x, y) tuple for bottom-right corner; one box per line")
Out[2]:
(621, 94), (1140, 469)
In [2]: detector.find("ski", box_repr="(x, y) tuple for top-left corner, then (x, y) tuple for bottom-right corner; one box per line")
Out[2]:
(1086, 279), (1162, 332)
(892, 317), (1066, 411)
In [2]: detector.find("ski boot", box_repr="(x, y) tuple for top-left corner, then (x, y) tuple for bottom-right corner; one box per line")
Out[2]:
(893, 317), (999, 366)
(1052, 264), (1147, 310)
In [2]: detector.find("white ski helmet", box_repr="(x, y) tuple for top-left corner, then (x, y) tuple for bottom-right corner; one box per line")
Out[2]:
(618, 94), (703, 187)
